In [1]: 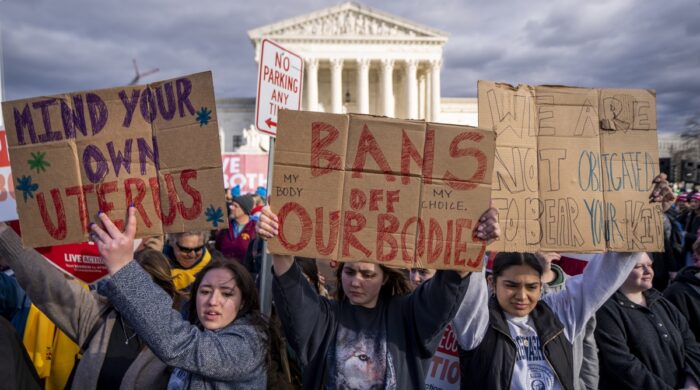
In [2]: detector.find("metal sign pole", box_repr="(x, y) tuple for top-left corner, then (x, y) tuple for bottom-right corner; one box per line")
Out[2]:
(259, 136), (275, 316)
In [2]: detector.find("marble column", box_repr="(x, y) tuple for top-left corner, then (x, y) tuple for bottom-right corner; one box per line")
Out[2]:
(357, 58), (370, 114)
(306, 58), (319, 112)
(330, 59), (344, 114)
(418, 74), (426, 120)
(430, 59), (442, 122)
(405, 59), (418, 119)
(380, 59), (394, 117)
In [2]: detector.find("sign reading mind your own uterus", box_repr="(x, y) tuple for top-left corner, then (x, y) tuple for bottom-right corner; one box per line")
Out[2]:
(2, 71), (227, 247)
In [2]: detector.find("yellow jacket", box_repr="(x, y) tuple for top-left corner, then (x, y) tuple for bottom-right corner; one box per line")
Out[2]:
(23, 304), (81, 390)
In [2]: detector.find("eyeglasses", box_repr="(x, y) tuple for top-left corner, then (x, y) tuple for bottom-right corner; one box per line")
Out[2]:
(176, 243), (204, 254)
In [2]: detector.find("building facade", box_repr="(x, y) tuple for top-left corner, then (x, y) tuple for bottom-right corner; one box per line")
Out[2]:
(218, 2), (478, 154)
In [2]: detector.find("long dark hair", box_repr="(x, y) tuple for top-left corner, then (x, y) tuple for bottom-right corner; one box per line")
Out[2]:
(186, 255), (282, 373)
(335, 262), (412, 302)
(491, 252), (543, 281)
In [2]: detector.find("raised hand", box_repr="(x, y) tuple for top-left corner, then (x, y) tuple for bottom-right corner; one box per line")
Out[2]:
(649, 173), (674, 212)
(475, 206), (500, 245)
(91, 206), (137, 275)
(256, 206), (279, 240)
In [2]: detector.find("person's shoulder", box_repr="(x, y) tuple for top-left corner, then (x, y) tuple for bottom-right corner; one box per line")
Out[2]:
(598, 291), (625, 312)
(222, 316), (268, 340)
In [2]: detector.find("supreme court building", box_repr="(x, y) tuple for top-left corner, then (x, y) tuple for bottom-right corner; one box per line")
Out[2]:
(219, 1), (477, 153)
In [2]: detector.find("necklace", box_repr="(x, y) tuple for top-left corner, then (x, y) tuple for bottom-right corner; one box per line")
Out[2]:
(119, 316), (138, 345)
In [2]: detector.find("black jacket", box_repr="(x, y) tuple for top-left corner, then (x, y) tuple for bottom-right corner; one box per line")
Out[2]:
(459, 298), (575, 390)
(0, 315), (42, 390)
(664, 266), (700, 341)
(595, 289), (700, 389)
(273, 262), (470, 390)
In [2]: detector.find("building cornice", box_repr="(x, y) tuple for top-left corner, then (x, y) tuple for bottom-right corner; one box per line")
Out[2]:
(248, 1), (448, 45)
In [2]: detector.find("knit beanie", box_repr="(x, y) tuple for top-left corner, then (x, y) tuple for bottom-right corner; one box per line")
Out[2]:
(233, 194), (254, 215)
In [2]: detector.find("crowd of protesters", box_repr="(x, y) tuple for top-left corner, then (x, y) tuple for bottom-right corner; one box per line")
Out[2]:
(1, 175), (700, 389)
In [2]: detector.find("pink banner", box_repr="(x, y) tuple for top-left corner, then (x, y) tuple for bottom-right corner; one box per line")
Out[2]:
(221, 153), (268, 195)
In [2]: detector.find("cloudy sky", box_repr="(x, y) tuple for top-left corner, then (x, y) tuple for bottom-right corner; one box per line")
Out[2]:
(1, 0), (698, 133)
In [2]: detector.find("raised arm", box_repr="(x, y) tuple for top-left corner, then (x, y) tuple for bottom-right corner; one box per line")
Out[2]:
(255, 207), (294, 276)
(105, 260), (265, 381)
(407, 270), (471, 353)
(0, 224), (102, 346)
(450, 206), (501, 350)
(542, 252), (639, 342)
(272, 258), (336, 366)
(256, 206), (334, 365)
(452, 270), (490, 350)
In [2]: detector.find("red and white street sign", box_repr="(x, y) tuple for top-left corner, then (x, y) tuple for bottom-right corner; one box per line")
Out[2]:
(255, 39), (303, 136)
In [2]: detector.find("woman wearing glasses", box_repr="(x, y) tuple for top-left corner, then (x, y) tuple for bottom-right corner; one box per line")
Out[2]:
(165, 231), (212, 291)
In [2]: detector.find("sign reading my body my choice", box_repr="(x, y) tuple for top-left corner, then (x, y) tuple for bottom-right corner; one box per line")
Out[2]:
(268, 110), (496, 271)
(2, 72), (227, 247)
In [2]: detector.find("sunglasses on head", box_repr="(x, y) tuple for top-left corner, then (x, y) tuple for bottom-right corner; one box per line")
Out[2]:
(176, 243), (204, 254)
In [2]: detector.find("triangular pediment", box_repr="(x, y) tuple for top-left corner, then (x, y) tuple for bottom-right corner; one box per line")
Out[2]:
(248, 2), (447, 41)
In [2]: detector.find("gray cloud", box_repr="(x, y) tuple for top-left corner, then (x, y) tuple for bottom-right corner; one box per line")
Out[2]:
(1, 0), (698, 133)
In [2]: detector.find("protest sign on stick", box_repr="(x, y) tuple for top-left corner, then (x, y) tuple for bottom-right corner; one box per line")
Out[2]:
(2, 71), (227, 247)
(268, 109), (495, 271)
(479, 81), (663, 253)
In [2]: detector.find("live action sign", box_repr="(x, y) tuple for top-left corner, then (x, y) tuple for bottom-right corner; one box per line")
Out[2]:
(255, 39), (304, 136)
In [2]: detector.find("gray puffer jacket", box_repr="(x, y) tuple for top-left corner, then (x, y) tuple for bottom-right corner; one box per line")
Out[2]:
(105, 260), (268, 389)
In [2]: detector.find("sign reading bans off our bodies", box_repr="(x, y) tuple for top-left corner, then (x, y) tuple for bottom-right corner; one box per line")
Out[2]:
(268, 110), (495, 271)
(480, 80), (663, 253)
(2, 71), (227, 247)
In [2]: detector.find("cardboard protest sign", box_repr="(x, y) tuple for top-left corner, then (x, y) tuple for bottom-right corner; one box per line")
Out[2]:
(2, 72), (227, 247)
(0, 130), (17, 221)
(268, 109), (495, 271)
(479, 81), (663, 253)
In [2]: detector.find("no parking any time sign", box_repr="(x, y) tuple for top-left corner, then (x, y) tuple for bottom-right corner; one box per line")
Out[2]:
(255, 39), (303, 136)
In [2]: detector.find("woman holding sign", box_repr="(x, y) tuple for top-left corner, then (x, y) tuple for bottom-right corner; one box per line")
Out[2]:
(255, 205), (501, 389)
(451, 174), (677, 390)
(90, 207), (270, 389)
